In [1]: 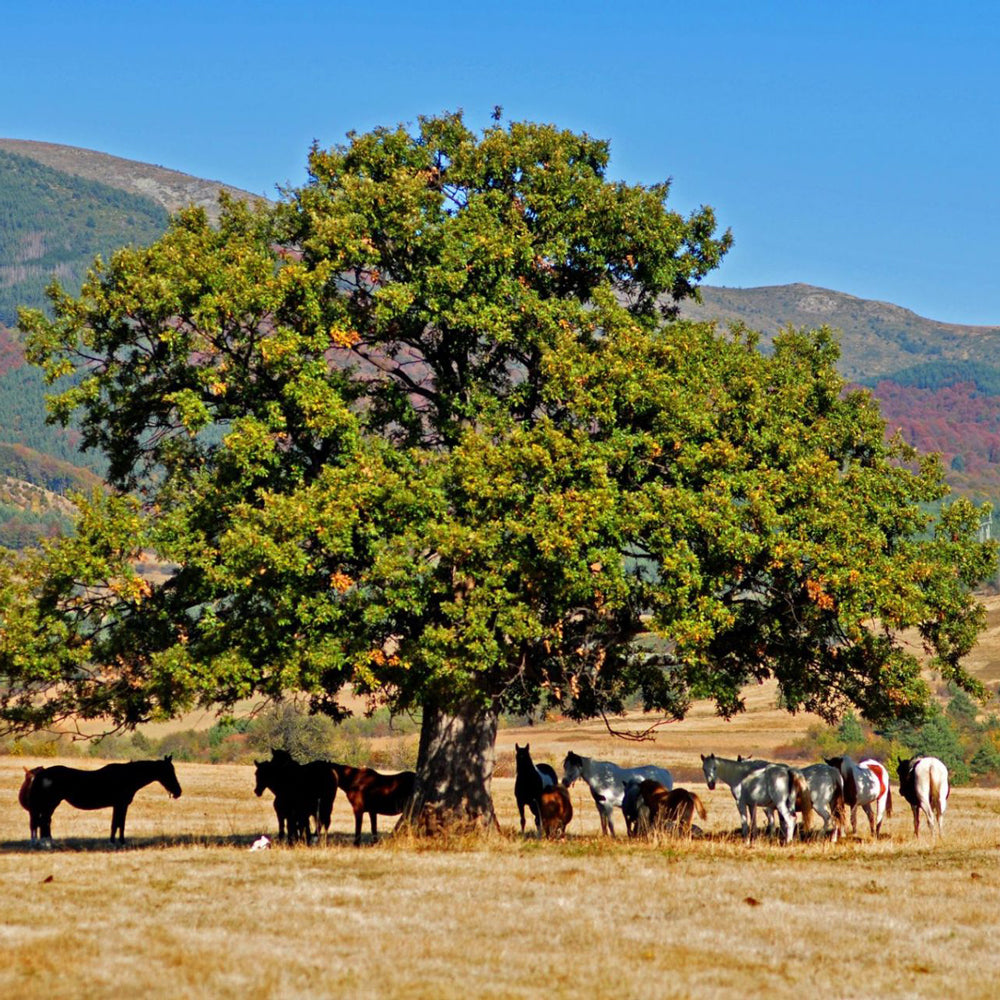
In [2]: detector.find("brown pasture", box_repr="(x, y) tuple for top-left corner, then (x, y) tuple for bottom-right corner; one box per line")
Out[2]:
(4, 744), (1000, 996)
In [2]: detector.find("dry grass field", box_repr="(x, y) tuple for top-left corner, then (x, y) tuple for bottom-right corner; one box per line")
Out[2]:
(4, 737), (1000, 997)
(4, 596), (1000, 998)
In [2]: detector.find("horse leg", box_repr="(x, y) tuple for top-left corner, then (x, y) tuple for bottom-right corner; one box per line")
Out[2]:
(517, 799), (526, 834)
(850, 804), (859, 835)
(603, 802), (616, 838)
(862, 803), (876, 837)
(780, 803), (796, 845)
(353, 807), (364, 847)
(111, 803), (126, 844)
(370, 812), (379, 843)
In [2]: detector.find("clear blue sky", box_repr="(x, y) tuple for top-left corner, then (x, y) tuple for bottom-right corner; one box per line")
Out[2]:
(3, 1), (999, 324)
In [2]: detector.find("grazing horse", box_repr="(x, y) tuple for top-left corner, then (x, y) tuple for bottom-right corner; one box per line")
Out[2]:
(538, 784), (573, 839)
(18, 766), (44, 841)
(897, 756), (950, 838)
(624, 779), (707, 838)
(796, 763), (847, 842)
(26, 756), (182, 844)
(254, 750), (338, 845)
(329, 763), (416, 846)
(562, 751), (673, 837)
(826, 756), (892, 837)
(514, 743), (558, 836)
(701, 754), (809, 844)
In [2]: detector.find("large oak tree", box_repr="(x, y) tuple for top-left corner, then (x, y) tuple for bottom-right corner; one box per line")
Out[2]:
(3, 113), (994, 826)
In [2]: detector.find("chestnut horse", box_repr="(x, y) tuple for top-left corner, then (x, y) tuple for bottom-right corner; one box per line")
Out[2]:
(624, 779), (707, 837)
(26, 756), (182, 844)
(538, 784), (573, 839)
(329, 763), (415, 846)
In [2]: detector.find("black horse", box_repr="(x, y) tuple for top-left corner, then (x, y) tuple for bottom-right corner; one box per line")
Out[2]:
(26, 756), (182, 844)
(514, 743), (558, 836)
(254, 750), (338, 845)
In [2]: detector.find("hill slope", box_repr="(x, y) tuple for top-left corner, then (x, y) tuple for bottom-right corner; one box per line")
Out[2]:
(681, 283), (1000, 382)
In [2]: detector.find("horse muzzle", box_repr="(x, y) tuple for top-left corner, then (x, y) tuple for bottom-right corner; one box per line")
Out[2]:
(707, 779), (716, 790)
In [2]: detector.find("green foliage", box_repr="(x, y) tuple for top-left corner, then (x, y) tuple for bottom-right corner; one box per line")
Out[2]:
(2, 113), (995, 759)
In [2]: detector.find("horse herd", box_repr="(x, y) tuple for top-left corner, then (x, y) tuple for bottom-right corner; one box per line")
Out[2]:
(13, 744), (951, 847)
(519, 745), (952, 844)
(16, 750), (414, 847)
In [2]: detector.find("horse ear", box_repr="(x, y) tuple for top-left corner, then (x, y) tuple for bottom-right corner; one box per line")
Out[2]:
(700, 754), (705, 762)
(165, 755), (173, 763)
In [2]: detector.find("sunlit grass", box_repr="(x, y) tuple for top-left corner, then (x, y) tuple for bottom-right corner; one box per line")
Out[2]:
(3, 757), (1000, 998)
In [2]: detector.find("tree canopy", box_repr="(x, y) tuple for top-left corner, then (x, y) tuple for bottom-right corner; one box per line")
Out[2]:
(3, 113), (994, 821)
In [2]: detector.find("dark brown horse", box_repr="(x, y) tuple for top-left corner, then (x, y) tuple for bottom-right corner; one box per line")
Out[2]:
(254, 750), (338, 845)
(329, 763), (415, 846)
(26, 756), (182, 844)
(18, 766), (45, 841)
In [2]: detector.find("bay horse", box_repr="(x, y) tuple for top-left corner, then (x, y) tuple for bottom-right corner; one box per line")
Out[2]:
(18, 766), (45, 840)
(514, 743), (558, 836)
(897, 755), (950, 838)
(26, 756), (182, 844)
(329, 763), (415, 846)
(624, 779), (707, 838)
(254, 750), (338, 845)
(825, 756), (892, 836)
(562, 751), (673, 837)
(701, 753), (810, 844)
(538, 784), (573, 839)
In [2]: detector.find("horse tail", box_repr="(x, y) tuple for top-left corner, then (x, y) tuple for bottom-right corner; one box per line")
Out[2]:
(831, 783), (847, 829)
(791, 770), (812, 831)
(690, 791), (708, 822)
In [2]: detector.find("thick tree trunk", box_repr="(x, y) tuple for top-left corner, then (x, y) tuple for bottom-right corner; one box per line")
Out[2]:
(403, 699), (499, 835)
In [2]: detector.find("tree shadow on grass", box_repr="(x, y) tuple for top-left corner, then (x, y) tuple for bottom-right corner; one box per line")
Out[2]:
(0, 830), (363, 853)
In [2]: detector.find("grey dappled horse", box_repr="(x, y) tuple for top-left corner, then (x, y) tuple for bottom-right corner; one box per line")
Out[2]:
(562, 751), (672, 837)
(701, 753), (809, 845)
(759, 761), (846, 842)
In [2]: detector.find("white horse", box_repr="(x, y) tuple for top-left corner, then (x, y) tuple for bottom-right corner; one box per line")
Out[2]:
(826, 756), (892, 836)
(562, 751), (673, 837)
(897, 756), (950, 837)
(701, 754), (810, 845)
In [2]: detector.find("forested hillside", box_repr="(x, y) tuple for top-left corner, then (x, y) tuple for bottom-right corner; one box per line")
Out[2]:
(0, 148), (169, 328)
(0, 142), (260, 547)
(681, 285), (1000, 507)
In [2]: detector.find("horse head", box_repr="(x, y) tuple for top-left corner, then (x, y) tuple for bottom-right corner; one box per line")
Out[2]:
(159, 755), (182, 799)
(562, 751), (584, 787)
(253, 759), (272, 797)
(701, 753), (717, 790)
